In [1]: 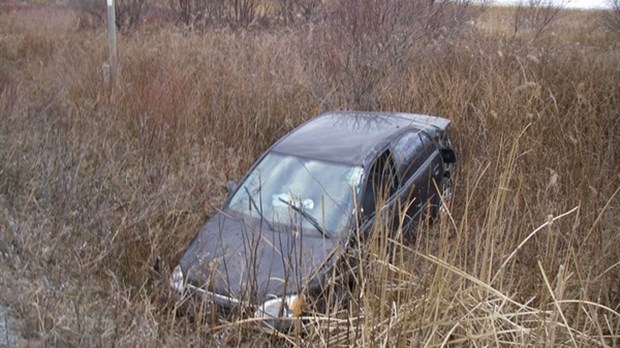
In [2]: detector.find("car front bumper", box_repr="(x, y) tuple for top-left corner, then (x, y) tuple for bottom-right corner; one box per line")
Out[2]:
(171, 265), (305, 330)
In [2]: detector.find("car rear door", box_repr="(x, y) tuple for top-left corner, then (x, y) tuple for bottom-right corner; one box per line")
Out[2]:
(391, 130), (442, 224)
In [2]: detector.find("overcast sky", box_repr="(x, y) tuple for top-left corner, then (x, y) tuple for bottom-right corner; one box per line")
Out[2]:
(489, 0), (611, 9)
(564, 0), (610, 8)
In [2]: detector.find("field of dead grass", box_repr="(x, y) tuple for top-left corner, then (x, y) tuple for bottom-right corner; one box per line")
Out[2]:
(0, 2), (619, 346)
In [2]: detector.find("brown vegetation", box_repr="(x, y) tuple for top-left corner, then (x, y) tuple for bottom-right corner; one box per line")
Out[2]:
(602, 0), (620, 33)
(0, 2), (619, 346)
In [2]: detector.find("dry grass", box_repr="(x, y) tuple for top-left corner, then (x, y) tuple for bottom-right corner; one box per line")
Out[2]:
(0, 2), (619, 346)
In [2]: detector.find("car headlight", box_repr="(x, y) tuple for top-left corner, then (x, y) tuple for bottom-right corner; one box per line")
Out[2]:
(170, 265), (185, 294)
(254, 294), (306, 319)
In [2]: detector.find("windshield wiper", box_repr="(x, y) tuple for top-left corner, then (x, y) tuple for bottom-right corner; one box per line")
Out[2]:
(244, 186), (274, 230)
(278, 197), (330, 239)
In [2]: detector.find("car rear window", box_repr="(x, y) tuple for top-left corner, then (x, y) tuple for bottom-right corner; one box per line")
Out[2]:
(392, 131), (433, 181)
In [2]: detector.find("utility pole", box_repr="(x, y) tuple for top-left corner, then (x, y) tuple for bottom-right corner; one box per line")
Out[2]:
(104, 0), (118, 88)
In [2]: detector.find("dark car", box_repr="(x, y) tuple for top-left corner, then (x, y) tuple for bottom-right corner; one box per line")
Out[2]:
(170, 111), (456, 323)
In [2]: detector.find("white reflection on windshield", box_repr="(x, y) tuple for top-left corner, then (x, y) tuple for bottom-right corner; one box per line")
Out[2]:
(228, 153), (362, 236)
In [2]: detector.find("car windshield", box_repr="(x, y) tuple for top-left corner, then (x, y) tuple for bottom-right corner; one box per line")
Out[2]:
(227, 152), (363, 237)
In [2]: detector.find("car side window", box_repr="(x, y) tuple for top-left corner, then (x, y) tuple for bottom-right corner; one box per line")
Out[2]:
(392, 131), (432, 183)
(362, 151), (399, 217)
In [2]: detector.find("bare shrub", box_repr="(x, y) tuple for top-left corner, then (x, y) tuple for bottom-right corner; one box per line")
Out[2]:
(168, 0), (223, 27)
(116, 0), (147, 31)
(602, 0), (620, 33)
(231, 0), (258, 26)
(513, 0), (565, 40)
(294, 0), (322, 21)
(307, 0), (482, 109)
(72, 0), (106, 29)
(275, 0), (295, 24)
(168, 0), (258, 28)
(71, 0), (145, 31)
(276, 0), (323, 24)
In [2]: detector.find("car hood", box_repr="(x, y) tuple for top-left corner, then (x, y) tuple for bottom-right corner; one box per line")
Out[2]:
(179, 210), (340, 304)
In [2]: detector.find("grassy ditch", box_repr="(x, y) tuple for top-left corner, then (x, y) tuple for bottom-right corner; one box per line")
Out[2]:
(0, 3), (618, 346)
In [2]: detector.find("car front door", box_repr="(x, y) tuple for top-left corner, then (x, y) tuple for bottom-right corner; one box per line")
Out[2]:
(359, 149), (400, 234)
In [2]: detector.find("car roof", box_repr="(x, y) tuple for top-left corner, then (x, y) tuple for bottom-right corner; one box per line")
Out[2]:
(271, 111), (447, 165)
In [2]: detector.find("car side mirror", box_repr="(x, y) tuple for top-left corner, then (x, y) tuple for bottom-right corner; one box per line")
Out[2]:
(440, 148), (456, 164)
(226, 181), (238, 195)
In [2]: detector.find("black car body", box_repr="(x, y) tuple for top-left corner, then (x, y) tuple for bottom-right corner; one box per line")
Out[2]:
(171, 111), (456, 322)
